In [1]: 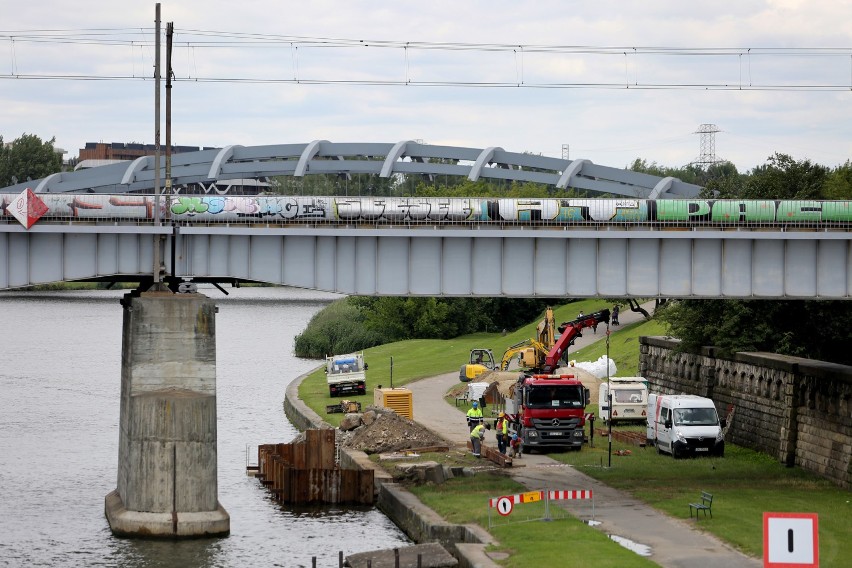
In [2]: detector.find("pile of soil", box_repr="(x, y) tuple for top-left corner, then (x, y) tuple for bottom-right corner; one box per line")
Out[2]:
(341, 408), (450, 454)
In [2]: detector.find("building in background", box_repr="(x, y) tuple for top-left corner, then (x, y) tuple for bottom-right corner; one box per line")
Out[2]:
(78, 142), (205, 162)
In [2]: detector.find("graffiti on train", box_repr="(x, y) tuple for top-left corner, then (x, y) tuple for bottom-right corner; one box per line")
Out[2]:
(4, 195), (852, 225)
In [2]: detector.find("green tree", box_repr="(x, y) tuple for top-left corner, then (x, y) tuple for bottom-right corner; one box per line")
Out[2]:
(657, 299), (852, 365)
(742, 153), (828, 199)
(0, 133), (63, 187)
(823, 160), (852, 199)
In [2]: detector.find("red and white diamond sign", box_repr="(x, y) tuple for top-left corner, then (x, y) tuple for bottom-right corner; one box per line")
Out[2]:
(9, 189), (48, 229)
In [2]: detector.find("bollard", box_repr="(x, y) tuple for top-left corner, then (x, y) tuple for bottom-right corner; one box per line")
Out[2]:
(339, 550), (343, 568)
(394, 548), (400, 568)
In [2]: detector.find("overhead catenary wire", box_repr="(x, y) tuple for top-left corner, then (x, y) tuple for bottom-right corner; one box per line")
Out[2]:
(0, 28), (850, 91)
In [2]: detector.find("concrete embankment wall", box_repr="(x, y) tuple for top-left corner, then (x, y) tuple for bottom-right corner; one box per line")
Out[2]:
(640, 336), (852, 489)
(282, 370), (494, 567)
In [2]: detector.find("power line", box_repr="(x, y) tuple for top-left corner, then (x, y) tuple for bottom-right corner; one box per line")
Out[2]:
(2, 28), (850, 91)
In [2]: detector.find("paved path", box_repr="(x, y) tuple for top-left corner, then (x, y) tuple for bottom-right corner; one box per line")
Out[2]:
(406, 305), (761, 568)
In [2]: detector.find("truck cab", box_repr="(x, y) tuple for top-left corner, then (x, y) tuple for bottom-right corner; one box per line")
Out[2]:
(647, 394), (725, 458)
(509, 374), (590, 450)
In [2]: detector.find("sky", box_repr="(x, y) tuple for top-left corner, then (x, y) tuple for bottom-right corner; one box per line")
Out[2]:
(1, 0), (850, 174)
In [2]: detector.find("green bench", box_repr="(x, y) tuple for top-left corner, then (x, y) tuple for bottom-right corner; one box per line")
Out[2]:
(689, 491), (713, 519)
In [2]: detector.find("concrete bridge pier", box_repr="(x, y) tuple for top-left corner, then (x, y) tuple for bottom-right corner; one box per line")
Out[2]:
(105, 290), (230, 537)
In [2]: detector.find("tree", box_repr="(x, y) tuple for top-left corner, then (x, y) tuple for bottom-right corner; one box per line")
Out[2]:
(823, 160), (852, 199)
(0, 133), (63, 187)
(656, 299), (852, 365)
(742, 153), (828, 199)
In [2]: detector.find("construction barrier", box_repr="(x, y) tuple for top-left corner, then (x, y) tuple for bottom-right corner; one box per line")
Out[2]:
(249, 429), (374, 505)
(488, 488), (594, 528)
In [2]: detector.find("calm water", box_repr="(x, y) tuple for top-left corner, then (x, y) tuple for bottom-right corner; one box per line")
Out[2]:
(0, 287), (410, 567)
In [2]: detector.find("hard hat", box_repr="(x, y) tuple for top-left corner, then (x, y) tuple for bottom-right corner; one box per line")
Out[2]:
(512, 434), (519, 440)
(472, 401), (478, 408)
(499, 412), (505, 418)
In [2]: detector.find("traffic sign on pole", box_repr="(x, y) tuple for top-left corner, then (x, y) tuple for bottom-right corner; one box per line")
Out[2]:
(763, 512), (819, 568)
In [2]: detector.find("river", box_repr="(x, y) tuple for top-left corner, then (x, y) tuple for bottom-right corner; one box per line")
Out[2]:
(0, 286), (410, 567)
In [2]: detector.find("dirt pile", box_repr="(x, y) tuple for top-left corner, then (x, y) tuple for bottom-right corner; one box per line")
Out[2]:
(341, 407), (450, 454)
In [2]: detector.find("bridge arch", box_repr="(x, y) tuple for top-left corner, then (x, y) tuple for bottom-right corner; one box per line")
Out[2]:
(1, 141), (704, 199)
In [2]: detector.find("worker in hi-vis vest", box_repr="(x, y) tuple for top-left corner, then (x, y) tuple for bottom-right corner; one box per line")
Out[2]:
(470, 422), (490, 458)
(466, 400), (484, 431)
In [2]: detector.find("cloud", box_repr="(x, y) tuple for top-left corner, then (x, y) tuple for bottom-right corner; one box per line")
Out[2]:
(1, 0), (850, 173)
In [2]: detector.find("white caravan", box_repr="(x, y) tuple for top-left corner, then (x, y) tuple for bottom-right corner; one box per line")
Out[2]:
(646, 394), (725, 458)
(598, 377), (648, 423)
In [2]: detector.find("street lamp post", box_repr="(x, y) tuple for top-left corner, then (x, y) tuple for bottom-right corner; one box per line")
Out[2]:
(606, 327), (612, 468)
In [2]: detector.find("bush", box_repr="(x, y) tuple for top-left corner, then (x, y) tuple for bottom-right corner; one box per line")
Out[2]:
(293, 299), (385, 358)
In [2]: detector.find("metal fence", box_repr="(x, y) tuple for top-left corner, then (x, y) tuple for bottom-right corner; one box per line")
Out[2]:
(487, 488), (595, 528)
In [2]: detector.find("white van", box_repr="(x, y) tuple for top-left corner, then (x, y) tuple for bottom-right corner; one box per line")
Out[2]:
(646, 394), (725, 458)
(598, 377), (648, 423)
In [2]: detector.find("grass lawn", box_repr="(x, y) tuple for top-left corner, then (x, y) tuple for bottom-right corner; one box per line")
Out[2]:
(549, 437), (852, 566)
(406, 472), (657, 568)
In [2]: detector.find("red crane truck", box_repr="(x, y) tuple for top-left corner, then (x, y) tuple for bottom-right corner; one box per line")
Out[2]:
(507, 309), (610, 451)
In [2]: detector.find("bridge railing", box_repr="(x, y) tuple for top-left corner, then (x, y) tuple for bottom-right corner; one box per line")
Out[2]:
(2, 194), (851, 231)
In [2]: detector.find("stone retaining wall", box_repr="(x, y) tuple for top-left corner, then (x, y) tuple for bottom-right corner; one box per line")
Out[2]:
(282, 370), (497, 568)
(640, 336), (852, 489)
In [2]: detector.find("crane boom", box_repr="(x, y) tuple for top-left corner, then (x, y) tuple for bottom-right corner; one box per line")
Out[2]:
(543, 309), (611, 373)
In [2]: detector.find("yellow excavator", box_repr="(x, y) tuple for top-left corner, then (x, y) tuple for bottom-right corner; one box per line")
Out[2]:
(460, 307), (558, 380)
(498, 306), (557, 370)
(459, 348), (497, 382)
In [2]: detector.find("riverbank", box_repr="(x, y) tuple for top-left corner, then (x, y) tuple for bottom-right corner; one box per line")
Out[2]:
(283, 367), (501, 568)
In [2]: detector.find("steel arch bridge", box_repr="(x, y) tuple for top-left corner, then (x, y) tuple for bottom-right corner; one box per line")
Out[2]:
(0, 141), (703, 199)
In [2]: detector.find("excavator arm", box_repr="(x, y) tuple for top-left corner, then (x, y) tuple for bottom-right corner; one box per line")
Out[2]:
(500, 339), (548, 371)
(542, 309), (611, 373)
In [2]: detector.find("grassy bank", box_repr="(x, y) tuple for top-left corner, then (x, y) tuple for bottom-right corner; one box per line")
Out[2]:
(406, 473), (657, 568)
(299, 299), (621, 426)
(297, 300), (851, 566)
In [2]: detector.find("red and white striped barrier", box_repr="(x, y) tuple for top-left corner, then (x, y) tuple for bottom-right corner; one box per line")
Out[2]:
(548, 490), (593, 501)
(488, 488), (595, 525)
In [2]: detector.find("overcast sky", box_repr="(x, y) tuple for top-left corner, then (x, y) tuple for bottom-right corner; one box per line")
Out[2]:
(1, 0), (850, 173)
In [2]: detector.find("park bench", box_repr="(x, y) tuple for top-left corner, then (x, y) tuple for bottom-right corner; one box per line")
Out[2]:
(689, 491), (713, 519)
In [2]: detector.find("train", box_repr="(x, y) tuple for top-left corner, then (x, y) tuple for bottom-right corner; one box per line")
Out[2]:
(2, 193), (852, 228)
